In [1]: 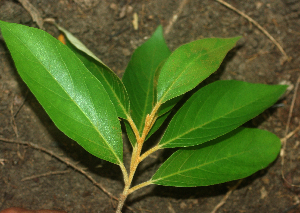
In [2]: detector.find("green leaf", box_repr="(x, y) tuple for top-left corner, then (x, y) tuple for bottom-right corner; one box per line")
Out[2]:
(158, 95), (183, 117)
(58, 25), (130, 119)
(124, 54), (180, 147)
(159, 80), (287, 148)
(56, 24), (105, 65)
(157, 37), (241, 103)
(122, 26), (171, 135)
(152, 127), (281, 187)
(124, 120), (136, 146)
(147, 111), (171, 139)
(154, 58), (183, 116)
(0, 21), (123, 165)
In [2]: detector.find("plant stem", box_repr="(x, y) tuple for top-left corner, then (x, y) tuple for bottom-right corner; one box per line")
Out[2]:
(116, 193), (127, 213)
(127, 180), (153, 195)
(139, 144), (161, 162)
(116, 141), (143, 213)
(116, 102), (162, 213)
(127, 116), (141, 142)
(119, 163), (128, 184)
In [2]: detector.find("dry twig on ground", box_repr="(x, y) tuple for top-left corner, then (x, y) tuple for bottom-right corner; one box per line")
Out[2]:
(21, 170), (70, 181)
(0, 137), (136, 212)
(210, 179), (243, 213)
(0, 158), (8, 166)
(281, 75), (300, 187)
(0, 137), (117, 200)
(18, 0), (44, 29)
(165, 0), (189, 35)
(215, 0), (290, 63)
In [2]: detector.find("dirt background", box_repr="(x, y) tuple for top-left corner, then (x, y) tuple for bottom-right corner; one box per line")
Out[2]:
(0, 0), (300, 212)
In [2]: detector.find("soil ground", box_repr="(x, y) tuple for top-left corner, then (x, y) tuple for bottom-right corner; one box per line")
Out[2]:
(0, 0), (300, 212)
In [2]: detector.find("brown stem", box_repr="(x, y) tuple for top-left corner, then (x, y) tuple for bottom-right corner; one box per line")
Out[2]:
(116, 141), (143, 213)
(116, 102), (162, 212)
(116, 194), (127, 213)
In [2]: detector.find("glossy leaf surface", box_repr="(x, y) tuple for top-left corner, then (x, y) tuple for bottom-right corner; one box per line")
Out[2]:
(157, 37), (241, 103)
(122, 26), (171, 135)
(58, 25), (130, 119)
(0, 21), (123, 164)
(152, 128), (281, 186)
(159, 80), (287, 148)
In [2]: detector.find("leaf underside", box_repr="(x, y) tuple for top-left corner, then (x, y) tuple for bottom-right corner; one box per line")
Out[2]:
(0, 21), (123, 165)
(152, 127), (281, 187)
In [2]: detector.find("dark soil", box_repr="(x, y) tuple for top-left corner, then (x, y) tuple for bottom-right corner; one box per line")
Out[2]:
(0, 0), (300, 212)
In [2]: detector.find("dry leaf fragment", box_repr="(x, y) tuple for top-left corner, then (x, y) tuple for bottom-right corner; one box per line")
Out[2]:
(132, 12), (138, 30)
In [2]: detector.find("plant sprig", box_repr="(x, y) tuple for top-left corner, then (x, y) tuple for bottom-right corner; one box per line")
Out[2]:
(0, 20), (287, 213)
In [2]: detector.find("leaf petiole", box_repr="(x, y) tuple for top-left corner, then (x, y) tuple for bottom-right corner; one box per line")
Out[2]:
(127, 180), (154, 195)
(140, 145), (161, 163)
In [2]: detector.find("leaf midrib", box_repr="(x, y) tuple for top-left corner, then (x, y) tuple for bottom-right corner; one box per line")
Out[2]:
(26, 75), (116, 159)
(160, 90), (273, 147)
(6, 25), (121, 164)
(89, 61), (130, 119)
(137, 44), (160, 133)
(153, 142), (258, 182)
(158, 41), (232, 103)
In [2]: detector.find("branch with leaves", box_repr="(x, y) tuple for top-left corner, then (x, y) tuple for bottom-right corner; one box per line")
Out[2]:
(0, 21), (287, 212)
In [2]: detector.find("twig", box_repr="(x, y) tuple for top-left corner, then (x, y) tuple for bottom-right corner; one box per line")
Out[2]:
(165, 0), (189, 35)
(282, 75), (300, 145)
(0, 159), (8, 166)
(215, 0), (290, 63)
(211, 179), (243, 213)
(0, 137), (136, 212)
(281, 124), (300, 143)
(10, 99), (18, 138)
(281, 75), (300, 187)
(168, 202), (176, 213)
(21, 170), (70, 181)
(14, 90), (29, 118)
(0, 137), (117, 200)
(18, 0), (44, 29)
